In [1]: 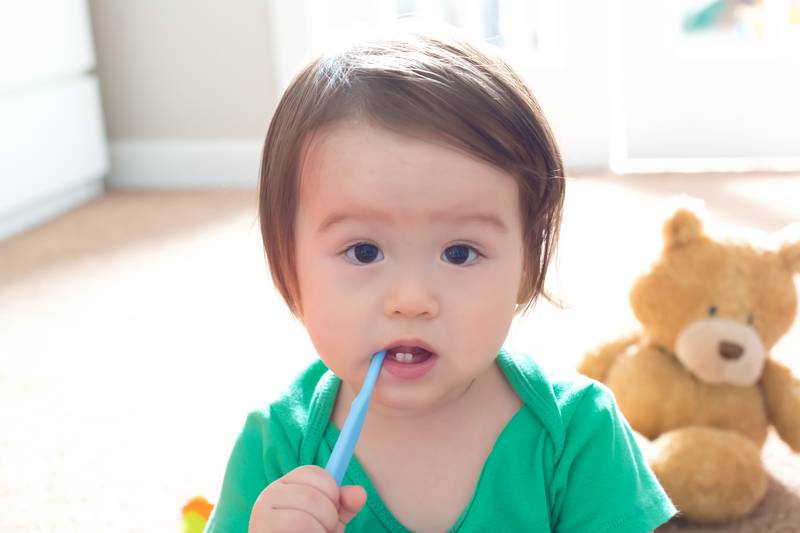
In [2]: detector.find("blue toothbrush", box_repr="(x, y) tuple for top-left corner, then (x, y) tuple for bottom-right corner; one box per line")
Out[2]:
(325, 350), (386, 485)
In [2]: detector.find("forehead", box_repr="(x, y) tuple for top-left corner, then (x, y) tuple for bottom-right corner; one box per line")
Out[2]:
(298, 120), (519, 218)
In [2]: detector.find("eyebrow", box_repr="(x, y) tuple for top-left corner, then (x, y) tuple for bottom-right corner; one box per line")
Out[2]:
(317, 210), (509, 233)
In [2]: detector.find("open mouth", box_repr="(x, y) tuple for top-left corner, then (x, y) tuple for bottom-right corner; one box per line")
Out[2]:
(381, 343), (438, 379)
(385, 345), (435, 364)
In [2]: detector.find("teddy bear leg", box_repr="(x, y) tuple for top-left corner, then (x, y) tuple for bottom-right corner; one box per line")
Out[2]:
(647, 426), (766, 523)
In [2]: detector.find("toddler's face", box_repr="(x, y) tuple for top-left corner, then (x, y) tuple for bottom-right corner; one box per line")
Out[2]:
(294, 120), (524, 414)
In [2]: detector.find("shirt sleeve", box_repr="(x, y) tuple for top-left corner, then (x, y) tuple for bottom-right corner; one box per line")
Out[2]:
(204, 410), (294, 533)
(549, 381), (677, 533)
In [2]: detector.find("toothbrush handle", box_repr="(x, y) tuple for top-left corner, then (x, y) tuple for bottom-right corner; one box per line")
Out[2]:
(325, 351), (385, 485)
(325, 396), (368, 485)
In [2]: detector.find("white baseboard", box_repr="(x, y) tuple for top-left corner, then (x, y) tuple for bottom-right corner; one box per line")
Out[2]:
(108, 139), (263, 189)
(0, 178), (104, 241)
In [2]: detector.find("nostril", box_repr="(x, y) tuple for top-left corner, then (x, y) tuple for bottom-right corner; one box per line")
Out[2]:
(719, 341), (744, 360)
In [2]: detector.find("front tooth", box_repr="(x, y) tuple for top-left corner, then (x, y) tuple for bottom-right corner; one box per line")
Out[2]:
(395, 352), (413, 363)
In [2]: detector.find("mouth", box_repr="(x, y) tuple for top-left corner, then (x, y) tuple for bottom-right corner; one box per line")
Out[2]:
(382, 339), (436, 364)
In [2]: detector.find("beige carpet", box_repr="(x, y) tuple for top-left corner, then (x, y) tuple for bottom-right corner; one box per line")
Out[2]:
(0, 175), (798, 532)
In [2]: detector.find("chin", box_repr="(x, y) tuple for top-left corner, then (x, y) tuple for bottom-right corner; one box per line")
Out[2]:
(373, 382), (462, 414)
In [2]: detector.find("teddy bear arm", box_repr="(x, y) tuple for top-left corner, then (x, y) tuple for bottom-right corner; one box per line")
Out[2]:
(760, 357), (800, 452)
(577, 332), (641, 383)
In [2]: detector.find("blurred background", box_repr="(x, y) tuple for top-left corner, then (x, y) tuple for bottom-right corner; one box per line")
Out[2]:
(1, 1), (799, 531)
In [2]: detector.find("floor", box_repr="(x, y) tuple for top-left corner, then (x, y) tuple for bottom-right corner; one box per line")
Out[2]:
(0, 174), (798, 532)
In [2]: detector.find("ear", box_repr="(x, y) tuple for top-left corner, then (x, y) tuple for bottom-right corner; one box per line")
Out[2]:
(778, 223), (800, 274)
(663, 208), (705, 249)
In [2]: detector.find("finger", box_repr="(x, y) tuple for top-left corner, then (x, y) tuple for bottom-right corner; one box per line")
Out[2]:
(280, 465), (340, 508)
(267, 482), (340, 532)
(267, 507), (329, 533)
(338, 485), (367, 524)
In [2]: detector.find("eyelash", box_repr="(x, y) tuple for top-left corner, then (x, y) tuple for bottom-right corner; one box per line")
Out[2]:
(340, 241), (485, 266)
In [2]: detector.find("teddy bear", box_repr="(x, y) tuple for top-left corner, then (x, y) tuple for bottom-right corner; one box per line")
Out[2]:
(577, 204), (800, 524)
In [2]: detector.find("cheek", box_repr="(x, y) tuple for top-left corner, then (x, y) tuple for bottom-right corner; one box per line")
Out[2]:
(300, 287), (358, 373)
(296, 247), (368, 368)
(443, 262), (521, 343)
(456, 274), (517, 315)
(297, 262), (342, 321)
(478, 249), (524, 308)
(297, 254), (370, 319)
(296, 229), (340, 307)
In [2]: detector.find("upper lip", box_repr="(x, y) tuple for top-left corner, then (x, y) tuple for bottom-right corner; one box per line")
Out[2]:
(381, 338), (436, 355)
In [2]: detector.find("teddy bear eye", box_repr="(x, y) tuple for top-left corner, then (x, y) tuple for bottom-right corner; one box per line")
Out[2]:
(747, 313), (754, 325)
(708, 306), (718, 317)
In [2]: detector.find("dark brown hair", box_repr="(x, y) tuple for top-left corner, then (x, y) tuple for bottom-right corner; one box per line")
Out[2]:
(259, 30), (565, 319)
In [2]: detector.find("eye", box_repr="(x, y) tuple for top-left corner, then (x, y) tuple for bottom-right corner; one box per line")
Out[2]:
(747, 313), (754, 325)
(442, 244), (481, 266)
(343, 242), (384, 264)
(708, 306), (718, 317)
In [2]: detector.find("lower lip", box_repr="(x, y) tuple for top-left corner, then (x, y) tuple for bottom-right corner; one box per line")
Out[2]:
(382, 353), (437, 379)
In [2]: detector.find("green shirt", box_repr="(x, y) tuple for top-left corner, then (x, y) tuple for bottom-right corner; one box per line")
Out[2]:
(205, 349), (677, 532)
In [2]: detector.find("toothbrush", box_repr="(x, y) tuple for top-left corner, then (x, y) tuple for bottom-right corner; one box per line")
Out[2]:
(325, 350), (386, 485)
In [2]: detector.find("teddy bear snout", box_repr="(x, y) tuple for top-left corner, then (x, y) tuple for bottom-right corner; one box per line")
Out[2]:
(719, 341), (744, 360)
(675, 318), (766, 386)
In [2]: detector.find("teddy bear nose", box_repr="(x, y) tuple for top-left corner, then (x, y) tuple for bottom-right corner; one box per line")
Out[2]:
(719, 341), (744, 360)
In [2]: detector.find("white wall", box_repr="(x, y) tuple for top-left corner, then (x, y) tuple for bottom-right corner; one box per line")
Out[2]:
(87, 0), (276, 188)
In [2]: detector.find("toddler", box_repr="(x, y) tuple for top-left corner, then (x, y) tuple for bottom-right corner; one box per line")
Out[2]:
(205, 29), (677, 533)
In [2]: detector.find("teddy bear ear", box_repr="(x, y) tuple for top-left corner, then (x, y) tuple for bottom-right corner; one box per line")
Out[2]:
(778, 223), (800, 273)
(663, 208), (705, 249)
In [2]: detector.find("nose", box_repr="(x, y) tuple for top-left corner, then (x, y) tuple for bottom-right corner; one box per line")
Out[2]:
(719, 341), (744, 360)
(383, 277), (439, 319)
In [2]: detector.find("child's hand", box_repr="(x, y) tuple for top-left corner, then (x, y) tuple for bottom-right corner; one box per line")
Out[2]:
(248, 465), (367, 533)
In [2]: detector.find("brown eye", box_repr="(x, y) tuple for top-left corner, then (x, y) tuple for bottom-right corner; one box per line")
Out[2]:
(747, 313), (754, 325)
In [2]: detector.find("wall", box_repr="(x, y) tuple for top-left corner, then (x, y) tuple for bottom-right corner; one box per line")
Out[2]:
(87, 0), (276, 187)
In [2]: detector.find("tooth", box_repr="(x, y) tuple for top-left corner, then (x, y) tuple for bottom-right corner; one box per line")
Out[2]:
(395, 352), (413, 363)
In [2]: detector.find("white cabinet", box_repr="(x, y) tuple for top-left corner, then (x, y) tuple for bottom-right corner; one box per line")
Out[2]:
(0, 0), (109, 240)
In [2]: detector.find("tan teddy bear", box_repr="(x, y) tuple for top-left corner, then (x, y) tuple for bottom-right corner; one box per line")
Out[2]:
(578, 205), (800, 524)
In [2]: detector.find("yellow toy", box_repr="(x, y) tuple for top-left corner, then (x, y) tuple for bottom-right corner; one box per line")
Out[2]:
(182, 496), (214, 533)
(578, 204), (800, 523)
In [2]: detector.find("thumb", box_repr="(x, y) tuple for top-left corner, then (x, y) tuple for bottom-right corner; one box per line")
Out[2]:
(338, 485), (367, 524)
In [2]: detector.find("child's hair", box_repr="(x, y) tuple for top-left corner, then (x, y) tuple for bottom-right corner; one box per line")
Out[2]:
(258, 28), (565, 319)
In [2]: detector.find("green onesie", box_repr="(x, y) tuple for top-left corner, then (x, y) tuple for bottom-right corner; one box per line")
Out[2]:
(205, 348), (677, 532)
